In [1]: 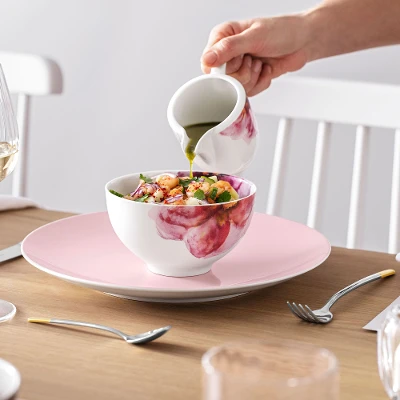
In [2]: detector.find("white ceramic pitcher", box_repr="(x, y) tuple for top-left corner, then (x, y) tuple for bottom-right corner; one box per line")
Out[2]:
(167, 65), (258, 175)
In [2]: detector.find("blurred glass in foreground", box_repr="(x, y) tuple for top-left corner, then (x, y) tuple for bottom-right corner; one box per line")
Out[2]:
(202, 340), (339, 400)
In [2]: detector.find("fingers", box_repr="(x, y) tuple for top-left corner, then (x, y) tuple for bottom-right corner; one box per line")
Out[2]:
(243, 59), (263, 94)
(203, 54), (244, 75)
(230, 57), (267, 96)
(201, 29), (256, 70)
(230, 55), (253, 86)
(202, 51), (273, 96)
(201, 21), (243, 74)
(226, 55), (244, 74)
(205, 21), (239, 50)
(247, 64), (273, 97)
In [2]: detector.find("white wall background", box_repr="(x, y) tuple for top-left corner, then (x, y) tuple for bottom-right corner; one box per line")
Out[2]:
(0, 0), (399, 252)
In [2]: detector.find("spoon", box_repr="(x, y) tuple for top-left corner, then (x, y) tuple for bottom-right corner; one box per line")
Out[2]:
(28, 318), (171, 344)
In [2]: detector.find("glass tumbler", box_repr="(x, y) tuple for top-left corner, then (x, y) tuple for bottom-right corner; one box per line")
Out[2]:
(0, 63), (18, 323)
(202, 340), (339, 400)
(378, 304), (400, 399)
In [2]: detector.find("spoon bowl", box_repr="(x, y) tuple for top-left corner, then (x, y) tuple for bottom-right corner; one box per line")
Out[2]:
(126, 326), (171, 344)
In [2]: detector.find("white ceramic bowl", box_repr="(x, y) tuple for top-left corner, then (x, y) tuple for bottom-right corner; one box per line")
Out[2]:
(0, 359), (20, 400)
(105, 170), (256, 277)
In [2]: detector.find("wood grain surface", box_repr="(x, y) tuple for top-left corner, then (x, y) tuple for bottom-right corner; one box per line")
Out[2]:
(0, 208), (397, 400)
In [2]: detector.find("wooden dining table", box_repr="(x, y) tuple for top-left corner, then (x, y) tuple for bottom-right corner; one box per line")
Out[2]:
(1, 207), (398, 399)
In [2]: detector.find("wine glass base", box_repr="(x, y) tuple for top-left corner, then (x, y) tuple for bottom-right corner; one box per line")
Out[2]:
(0, 300), (16, 322)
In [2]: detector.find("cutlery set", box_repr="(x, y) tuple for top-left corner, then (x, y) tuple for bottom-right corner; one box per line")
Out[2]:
(1, 241), (399, 399)
(2, 240), (396, 334)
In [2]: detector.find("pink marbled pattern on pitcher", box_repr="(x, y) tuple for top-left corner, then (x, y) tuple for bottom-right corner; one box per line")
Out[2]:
(219, 99), (258, 143)
(149, 174), (255, 259)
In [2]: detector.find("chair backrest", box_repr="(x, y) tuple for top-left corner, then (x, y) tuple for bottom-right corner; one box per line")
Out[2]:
(0, 52), (63, 197)
(251, 76), (400, 254)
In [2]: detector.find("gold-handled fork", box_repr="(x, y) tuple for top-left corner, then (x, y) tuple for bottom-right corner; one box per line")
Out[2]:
(287, 269), (395, 324)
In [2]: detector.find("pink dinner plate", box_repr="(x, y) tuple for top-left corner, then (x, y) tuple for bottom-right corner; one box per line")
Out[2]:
(21, 212), (330, 303)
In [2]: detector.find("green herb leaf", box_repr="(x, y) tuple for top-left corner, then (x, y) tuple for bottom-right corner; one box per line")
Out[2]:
(209, 187), (218, 200)
(179, 178), (193, 188)
(140, 173), (152, 183)
(135, 194), (150, 203)
(109, 189), (124, 198)
(194, 189), (205, 200)
(216, 191), (232, 203)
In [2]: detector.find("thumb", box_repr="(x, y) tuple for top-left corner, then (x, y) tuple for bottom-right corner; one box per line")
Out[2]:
(202, 30), (254, 68)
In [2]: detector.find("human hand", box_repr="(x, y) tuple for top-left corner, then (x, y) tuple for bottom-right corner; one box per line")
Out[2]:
(201, 15), (311, 96)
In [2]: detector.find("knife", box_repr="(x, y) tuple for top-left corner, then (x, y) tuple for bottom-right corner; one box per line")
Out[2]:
(0, 242), (22, 263)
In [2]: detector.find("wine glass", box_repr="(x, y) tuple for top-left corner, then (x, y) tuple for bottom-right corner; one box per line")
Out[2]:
(0, 63), (19, 322)
(0, 64), (18, 182)
(378, 304), (400, 399)
(202, 340), (339, 400)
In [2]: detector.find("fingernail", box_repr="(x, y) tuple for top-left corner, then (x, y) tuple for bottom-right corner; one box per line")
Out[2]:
(203, 51), (218, 66)
(253, 60), (262, 73)
(246, 57), (252, 68)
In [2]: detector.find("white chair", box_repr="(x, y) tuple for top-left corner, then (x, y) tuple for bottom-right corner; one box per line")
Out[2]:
(251, 76), (400, 254)
(0, 52), (63, 197)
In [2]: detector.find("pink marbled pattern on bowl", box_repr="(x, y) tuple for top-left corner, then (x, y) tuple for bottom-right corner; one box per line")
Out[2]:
(219, 98), (258, 143)
(149, 173), (255, 259)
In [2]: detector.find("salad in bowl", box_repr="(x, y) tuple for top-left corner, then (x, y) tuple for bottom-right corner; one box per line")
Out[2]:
(110, 172), (240, 206)
(106, 171), (256, 277)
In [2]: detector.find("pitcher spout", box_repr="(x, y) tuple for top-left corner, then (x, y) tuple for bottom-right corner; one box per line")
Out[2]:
(167, 66), (257, 175)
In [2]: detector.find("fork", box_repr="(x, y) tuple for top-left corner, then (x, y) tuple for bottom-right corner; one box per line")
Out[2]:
(287, 269), (395, 324)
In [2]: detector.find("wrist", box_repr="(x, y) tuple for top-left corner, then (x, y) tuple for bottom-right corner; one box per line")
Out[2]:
(301, 5), (331, 62)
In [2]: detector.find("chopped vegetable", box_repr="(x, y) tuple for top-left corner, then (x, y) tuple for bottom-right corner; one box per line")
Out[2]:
(140, 173), (152, 183)
(109, 189), (124, 198)
(194, 189), (205, 200)
(165, 194), (184, 203)
(135, 194), (150, 202)
(118, 173), (241, 205)
(201, 176), (215, 185)
(216, 191), (232, 203)
(179, 178), (192, 188)
(209, 187), (218, 200)
(179, 177), (200, 188)
(231, 188), (239, 200)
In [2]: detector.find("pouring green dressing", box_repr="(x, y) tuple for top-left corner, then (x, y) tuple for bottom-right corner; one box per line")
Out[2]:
(184, 122), (221, 178)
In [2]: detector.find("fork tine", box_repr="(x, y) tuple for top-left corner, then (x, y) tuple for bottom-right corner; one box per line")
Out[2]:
(287, 301), (305, 320)
(291, 303), (308, 321)
(299, 304), (319, 323)
(298, 304), (314, 322)
(292, 302), (310, 322)
(287, 302), (305, 320)
(298, 304), (313, 320)
(305, 305), (322, 323)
